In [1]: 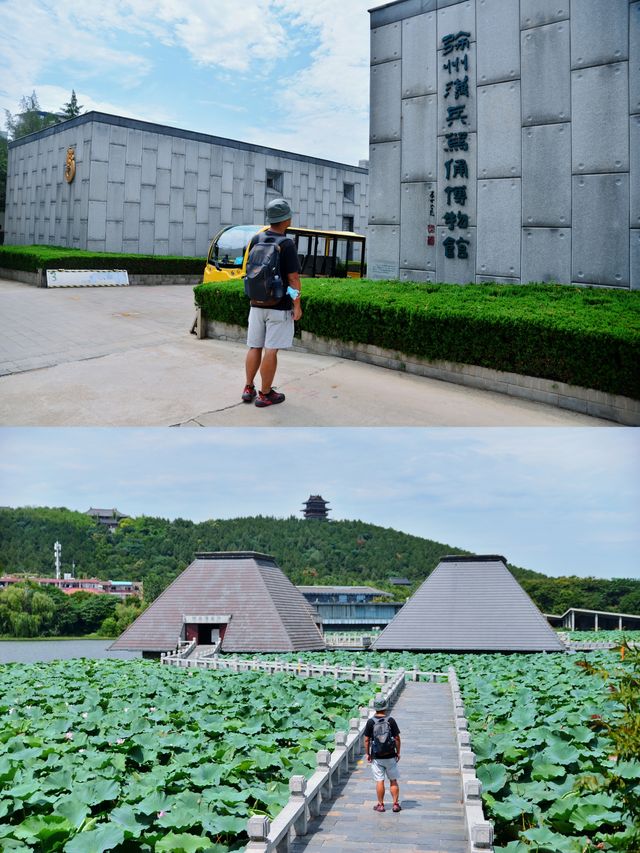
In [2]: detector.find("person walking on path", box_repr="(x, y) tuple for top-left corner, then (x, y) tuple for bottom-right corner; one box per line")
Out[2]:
(242, 198), (302, 408)
(364, 696), (402, 813)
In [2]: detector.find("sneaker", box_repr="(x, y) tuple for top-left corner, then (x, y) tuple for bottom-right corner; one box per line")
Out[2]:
(373, 803), (385, 813)
(255, 389), (285, 407)
(242, 384), (256, 403)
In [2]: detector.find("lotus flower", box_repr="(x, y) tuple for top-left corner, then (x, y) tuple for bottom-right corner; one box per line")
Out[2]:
(64, 731), (74, 740)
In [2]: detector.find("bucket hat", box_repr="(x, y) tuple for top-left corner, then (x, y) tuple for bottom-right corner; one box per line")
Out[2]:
(266, 198), (292, 224)
(374, 696), (388, 711)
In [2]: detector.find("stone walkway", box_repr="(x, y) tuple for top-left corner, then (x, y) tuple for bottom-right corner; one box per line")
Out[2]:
(291, 682), (467, 853)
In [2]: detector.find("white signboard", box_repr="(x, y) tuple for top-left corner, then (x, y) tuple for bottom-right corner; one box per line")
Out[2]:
(46, 269), (130, 288)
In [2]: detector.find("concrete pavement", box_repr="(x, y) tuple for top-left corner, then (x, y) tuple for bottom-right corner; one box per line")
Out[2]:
(0, 279), (612, 427)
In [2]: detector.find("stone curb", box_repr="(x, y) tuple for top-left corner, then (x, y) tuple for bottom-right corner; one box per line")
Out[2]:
(447, 667), (494, 853)
(203, 318), (639, 426)
(0, 267), (201, 288)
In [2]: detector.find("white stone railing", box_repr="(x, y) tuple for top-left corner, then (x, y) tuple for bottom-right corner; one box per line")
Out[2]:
(244, 668), (407, 853)
(447, 667), (494, 853)
(160, 640), (197, 663)
(324, 632), (376, 647)
(161, 653), (445, 685)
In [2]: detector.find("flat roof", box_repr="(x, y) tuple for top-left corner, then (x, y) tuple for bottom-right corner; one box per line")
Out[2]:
(8, 111), (368, 174)
(548, 607), (640, 620)
(370, 0), (438, 28)
(297, 585), (392, 596)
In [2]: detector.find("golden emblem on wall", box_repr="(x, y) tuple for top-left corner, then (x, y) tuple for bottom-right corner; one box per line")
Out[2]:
(64, 147), (76, 183)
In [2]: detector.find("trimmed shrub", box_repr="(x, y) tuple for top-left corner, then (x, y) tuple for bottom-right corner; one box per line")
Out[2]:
(0, 244), (203, 274)
(194, 278), (640, 399)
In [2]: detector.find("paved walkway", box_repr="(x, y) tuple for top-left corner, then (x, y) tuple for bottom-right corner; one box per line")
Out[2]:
(0, 279), (612, 426)
(291, 683), (467, 853)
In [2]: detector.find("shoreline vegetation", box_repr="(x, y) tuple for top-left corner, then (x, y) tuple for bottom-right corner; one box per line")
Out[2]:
(1, 507), (638, 641)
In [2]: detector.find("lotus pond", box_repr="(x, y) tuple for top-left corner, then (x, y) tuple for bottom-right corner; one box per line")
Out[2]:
(255, 650), (639, 852)
(0, 659), (376, 852)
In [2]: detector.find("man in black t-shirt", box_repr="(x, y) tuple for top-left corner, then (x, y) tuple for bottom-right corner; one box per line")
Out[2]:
(364, 696), (402, 813)
(243, 198), (302, 408)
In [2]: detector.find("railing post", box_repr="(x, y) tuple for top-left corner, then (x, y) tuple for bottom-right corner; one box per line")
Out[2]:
(317, 749), (332, 800)
(334, 731), (347, 781)
(245, 815), (270, 852)
(290, 775), (308, 837)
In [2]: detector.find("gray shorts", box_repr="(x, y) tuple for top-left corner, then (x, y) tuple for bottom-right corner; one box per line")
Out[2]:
(371, 757), (400, 782)
(247, 307), (295, 350)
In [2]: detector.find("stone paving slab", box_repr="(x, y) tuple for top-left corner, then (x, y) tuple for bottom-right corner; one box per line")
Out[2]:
(290, 683), (468, 853)
(0, 279), (613, 426)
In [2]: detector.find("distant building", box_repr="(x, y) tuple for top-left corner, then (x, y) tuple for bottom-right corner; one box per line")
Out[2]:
(388, 577), (412, 587)
(110, 552), (326, 656)
(298, 584), (402, 630)
(301, 495), (331, 520)
(546, 607), (640, 632)
(373, 555), (565, 652)
(85, 507), (128, 531)
(0, 575), (142, 598)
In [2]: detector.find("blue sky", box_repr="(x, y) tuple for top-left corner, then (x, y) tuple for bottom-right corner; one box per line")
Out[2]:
(0, 0), (376, 164)
(0, 428), (638, 582)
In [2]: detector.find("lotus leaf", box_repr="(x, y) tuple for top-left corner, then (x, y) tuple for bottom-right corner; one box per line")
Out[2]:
(63, 822), (125, 852)
(476, 762), (508, 793)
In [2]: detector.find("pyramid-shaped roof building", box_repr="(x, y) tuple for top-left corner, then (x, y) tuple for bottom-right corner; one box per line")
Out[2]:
(372, 555), (565, 652)
(111, 552), (326, 653)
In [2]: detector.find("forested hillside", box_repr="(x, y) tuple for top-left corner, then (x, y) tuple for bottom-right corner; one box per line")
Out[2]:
(1, 507), (638, 614)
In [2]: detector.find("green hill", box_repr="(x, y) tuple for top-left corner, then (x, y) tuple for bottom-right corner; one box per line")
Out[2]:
(0, 507), (638, 615)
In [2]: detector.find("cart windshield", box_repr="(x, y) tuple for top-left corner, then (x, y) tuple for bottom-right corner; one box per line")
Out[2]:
(209, 225), (262, 268)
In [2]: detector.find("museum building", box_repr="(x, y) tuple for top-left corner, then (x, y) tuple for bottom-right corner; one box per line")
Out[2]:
(4, 111), (369, 257)
(367, 0), (639, 288)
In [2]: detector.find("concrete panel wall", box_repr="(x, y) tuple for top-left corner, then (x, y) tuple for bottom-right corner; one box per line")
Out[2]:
(477, 82), (521, 178)
(369, 0), (634, 288)
(476, 0), (520, 85)
(522, 123), (571, 227)
(402, 12), (438, 96)
(6, 114), (369, 257)
(572, 175), (629, 287)
(402, 95), (438, 181)
(521, 22), (570, 125)
(371, 61), (402, 142)
(572, 62), (629, 174)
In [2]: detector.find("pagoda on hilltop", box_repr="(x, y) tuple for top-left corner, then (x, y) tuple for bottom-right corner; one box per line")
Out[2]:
(302, 495), (331, 521)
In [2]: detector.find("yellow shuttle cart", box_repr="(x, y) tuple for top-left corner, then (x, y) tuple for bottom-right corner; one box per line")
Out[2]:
(203, 224), (366, 284)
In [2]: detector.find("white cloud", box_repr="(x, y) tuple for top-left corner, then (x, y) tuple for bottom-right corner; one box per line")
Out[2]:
(0, 0), (373, 162)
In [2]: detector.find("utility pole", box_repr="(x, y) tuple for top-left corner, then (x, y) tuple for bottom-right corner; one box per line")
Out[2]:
(54, 541), (61, 580)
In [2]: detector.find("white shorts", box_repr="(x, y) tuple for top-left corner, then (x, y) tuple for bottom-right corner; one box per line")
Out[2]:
(247, 307), (295, 350)
(371, 757), (400, 782)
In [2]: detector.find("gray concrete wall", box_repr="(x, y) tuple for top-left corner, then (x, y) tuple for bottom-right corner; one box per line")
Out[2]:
(5, 113), (369, 257)
(369, 0), (638, 288)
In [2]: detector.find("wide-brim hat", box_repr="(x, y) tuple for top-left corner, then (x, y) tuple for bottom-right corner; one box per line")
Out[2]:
(266, 198), (292, 224)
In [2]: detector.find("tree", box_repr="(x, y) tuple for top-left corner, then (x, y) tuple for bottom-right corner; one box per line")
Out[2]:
(59, 90), (83, 120)
(5, 91), (59, 141)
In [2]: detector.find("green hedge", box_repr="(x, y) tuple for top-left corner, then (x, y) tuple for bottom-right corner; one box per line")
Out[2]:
(0, 245), (203, 275)
(194, 278), (640, 399)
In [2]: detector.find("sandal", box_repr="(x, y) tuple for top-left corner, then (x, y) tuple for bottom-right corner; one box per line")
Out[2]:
(392, 803), (402, 812)
(373, 803), (385, 812)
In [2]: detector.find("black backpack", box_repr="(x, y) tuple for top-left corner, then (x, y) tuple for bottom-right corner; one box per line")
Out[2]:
(244, 233), (287, 306)
(371, 717), (396, 758)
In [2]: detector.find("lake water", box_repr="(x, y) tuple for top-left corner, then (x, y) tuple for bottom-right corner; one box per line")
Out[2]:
(0, 640), (141, 664)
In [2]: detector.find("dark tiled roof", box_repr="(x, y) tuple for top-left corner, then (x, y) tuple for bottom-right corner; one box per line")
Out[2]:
(111, 552), (325, 653)
(373, 555), (565, 652)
